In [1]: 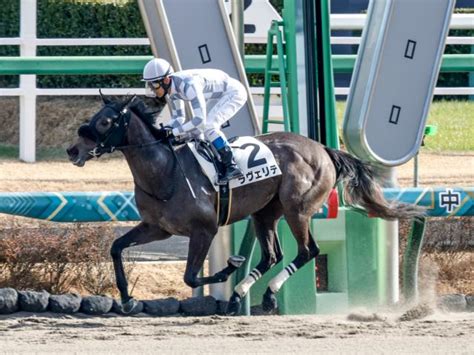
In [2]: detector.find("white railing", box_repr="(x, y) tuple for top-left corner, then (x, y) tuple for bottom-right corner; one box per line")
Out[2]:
(331, 13), (474, 45)
(1, 0), (473, 161)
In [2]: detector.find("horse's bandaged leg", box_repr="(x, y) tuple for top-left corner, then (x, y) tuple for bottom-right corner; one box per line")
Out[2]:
(268, 263), (298, 294)
(234, 268), (262, 298)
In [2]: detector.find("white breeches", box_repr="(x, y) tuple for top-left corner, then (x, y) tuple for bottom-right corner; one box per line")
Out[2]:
(204, 78), (247, 142)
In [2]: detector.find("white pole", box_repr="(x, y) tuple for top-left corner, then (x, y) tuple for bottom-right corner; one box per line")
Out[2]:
(19, 0), (37, 163)
(231, 0), (245, 60)
(377, 166), (400, 305)
(208, 225), (233, 300)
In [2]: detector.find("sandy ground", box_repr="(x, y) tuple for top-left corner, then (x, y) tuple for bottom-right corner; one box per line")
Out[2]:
(0, 152), (473, 353)
(0, 310), (473, 354)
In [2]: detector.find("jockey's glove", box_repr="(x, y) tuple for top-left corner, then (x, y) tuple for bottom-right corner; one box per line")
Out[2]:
(164, 126), (174, 138)
(157, 125), (174, 141)
(172, 127), (183, 137)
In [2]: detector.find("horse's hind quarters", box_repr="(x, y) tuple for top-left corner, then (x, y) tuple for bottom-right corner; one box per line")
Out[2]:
(228, 255), (246, 268)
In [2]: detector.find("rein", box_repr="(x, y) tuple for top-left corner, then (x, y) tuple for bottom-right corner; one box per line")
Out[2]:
(83, 96), (196, 200)
(90, 138), (165, 157)
(114, 138), (163, 152)
(87, 104), (165, 157)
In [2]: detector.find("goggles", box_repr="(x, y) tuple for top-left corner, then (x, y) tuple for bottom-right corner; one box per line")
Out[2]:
(145, 80), (162, 98)
(148, 80), (162, 90)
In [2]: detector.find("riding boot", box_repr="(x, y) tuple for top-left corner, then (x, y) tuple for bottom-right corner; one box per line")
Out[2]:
(217, 145), (243, 184)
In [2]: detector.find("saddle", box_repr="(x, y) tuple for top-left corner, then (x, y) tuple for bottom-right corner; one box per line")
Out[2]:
(166, 134), (226, 178)
(168, 137), (232, 225)
(173, 136), (282, 225)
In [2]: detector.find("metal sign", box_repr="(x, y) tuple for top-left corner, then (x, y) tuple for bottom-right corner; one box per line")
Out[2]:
(343, 0), (455, 166)
(222, 0), (282, 43)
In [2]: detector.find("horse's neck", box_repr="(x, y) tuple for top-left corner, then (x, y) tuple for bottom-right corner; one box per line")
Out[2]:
(122, 114), (174, 193)
(125, 113), (156, 147)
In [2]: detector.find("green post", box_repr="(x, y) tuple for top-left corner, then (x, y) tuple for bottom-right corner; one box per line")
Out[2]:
(262, 28), (275, 134)
(282, 0), (300, 134)
(262, 21), (291, 133)
(470, 45), (474, 101)
(318, 0), (339, 149)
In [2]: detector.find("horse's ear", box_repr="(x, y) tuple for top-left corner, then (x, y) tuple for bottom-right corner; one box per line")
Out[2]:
(99, 89), (112, 105)
(121, 94), (137, 111)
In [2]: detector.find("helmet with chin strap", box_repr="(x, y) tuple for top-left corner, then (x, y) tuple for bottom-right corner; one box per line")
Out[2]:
(142, 58), (174, 97)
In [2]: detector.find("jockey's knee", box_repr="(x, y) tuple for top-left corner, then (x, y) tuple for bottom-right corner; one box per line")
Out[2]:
(233, 89), (247, 107)
(228, 78), (248, 103)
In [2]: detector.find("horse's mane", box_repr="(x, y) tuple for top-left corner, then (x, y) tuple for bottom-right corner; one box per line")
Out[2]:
(129, 98), (162, 127)
(117, 96), (167, 137)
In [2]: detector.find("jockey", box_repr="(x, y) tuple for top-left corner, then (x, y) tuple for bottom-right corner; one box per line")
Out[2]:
(142, 58), (246, 185)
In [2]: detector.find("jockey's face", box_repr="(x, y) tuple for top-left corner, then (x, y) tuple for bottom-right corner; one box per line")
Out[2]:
(155, 77), (171, 98)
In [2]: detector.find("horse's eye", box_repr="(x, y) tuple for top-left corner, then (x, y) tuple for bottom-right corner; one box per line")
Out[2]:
(101, 118), (112, 126)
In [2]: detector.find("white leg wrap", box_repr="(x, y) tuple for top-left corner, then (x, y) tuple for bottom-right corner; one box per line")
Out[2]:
(268, 263), (298, 293)
(234, 268), (262, 298)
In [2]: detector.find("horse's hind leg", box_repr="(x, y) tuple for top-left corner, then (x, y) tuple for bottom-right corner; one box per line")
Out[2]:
(226, 198), (284, 315)
(111, 222), (170, 312)
(262, 214), (320, 314)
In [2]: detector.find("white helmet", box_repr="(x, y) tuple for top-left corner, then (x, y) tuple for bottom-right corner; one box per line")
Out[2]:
(142, 58), (174, 82)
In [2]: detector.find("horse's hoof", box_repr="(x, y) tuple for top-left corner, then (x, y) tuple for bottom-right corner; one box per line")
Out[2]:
(226, 300), (241, 316)
(262, 289), (278, 314)
(122, 298), (139, 314)
(225, 292), (242, 316)
(228, 255), (246, 268)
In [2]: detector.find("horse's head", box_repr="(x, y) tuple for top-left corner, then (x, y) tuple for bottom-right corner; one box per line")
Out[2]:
(66, 93), (139, 167)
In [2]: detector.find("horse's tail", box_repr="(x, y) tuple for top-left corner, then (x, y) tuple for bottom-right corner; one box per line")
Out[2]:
(324, 147), (425, 219)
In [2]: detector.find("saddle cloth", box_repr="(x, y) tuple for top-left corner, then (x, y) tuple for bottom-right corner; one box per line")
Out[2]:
(188, 136), (282, 191)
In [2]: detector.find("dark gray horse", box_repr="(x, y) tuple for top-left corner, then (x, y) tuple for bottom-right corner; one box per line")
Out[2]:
(67, 95), (422, 315)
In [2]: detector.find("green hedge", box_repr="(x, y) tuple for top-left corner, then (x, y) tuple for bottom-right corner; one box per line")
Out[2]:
(0, 0), (471, 96)
(0, 0), (151, 88)
(437, 23), (474, 100)
(0, 0), (20, 87)
(36, 0), (150, 88)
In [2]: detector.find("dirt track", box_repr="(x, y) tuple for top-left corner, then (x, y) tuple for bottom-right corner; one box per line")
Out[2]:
(1, 310), (473, 354)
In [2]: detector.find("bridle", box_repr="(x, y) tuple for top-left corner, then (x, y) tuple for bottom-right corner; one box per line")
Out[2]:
(78, 95), (164, 157)
(77, 94), (196, 200)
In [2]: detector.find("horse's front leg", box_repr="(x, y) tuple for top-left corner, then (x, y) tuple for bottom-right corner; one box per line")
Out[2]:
(183, 232), (245, 288)
(110, 222), (171, 312)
